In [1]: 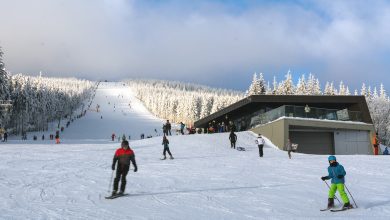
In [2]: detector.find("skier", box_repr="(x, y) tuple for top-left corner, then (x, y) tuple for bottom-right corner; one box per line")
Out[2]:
(180, 122), (185, 135)
(256, 134), (265, 157)
(42, 134), (45, 140)
(111, 140), (137, 196)
(286, 138), (293, 159)
(383, 147), (389, 155)
(55, 133), (60, 144)
(162, 124), (167, 136)
(111, 133), (116, 141)
(166, 120), (172, 136)
(161, 136), (174, 160)
(229, 131), (237, 149)
(3, 131), (8, 142)
(321, 155), (353, 210)
(122, 134), (126, 141)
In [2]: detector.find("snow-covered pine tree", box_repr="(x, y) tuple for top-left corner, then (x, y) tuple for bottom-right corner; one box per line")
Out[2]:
(248, 72), (264, 95)
(380, 83), (387, 100)
(278, 71), (295, 95)
(339, 81), (346, 95)
(361, 83), (367, 96)
(296, 74), (306, 95)
(258, 73), (266, 94)
(0, 47), (10, 101)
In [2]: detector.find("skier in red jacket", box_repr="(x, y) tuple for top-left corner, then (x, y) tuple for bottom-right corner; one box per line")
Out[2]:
(111, 140), (137, 196)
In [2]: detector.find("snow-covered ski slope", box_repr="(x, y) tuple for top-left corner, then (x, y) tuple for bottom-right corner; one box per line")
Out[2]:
(1, 82), (390, 220)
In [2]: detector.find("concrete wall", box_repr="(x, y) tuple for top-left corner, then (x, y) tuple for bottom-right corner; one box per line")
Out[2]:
(251, 117), (375, 155)
(251, 119), (286, 150)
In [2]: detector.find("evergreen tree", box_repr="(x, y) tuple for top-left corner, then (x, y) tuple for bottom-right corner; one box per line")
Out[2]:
(0, 47), (10, 100)
(296, 74), (306, 95)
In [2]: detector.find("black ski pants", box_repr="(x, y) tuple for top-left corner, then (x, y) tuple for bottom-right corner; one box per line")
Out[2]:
(163, 146), (172, 157)
(258, 144), (264, 157)
(230, 141), (236, 149)
(113, 164), (129, 192)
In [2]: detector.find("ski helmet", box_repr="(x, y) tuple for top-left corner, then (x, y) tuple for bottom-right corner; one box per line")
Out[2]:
(328, 155), (336, 161)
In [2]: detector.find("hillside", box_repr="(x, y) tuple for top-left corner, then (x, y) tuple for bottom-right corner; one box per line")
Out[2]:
(0, 82), (389, 220)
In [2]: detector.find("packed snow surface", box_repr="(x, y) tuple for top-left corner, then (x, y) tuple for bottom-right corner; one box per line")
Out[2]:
(1, 82), (389, 220)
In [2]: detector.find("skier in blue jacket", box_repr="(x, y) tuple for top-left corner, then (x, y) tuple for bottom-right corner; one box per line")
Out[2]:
(321, 155), (353, 209)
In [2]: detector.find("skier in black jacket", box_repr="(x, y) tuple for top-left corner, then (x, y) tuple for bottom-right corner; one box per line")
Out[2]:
(229, 131), (237, 149)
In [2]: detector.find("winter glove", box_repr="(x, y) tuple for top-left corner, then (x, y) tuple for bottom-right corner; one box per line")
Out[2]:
(134, 167), (138, 172)
(111, 164), (115, 170)
(321, 176), (327, 181)
(337, 175), (344, 179)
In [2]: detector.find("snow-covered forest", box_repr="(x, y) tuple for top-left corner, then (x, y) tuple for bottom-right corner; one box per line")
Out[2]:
(126, 79), (244, 125)
(128, 73), (390, 145)
(0, 47), (95, 134)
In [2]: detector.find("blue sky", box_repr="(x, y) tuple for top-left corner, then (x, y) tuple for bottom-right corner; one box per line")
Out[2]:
(0, 0), (389, 92)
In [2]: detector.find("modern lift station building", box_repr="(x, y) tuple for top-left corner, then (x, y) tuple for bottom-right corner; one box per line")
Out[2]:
(194, 95), (375, 155)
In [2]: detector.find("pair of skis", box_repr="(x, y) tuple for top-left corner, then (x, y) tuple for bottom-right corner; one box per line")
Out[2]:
(105, 193), (129, 199)
(320, 206), (353, 212)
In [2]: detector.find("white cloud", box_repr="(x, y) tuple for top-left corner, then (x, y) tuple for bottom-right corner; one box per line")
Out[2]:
(0, 0), (389, 90)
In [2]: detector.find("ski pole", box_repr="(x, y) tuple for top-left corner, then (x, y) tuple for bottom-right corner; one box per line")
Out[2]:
(345, 184), (358, 208)
(324, 180), (341, 204)
(107, 170), (114, 193)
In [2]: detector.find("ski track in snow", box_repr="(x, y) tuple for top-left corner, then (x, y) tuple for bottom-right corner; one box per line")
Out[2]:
(1, 82), (390, 220)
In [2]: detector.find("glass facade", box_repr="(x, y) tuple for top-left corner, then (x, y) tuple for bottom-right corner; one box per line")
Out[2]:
(250, 105), (363, 128)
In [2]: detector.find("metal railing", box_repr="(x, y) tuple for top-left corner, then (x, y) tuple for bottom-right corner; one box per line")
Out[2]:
(250, 105), (363, 127)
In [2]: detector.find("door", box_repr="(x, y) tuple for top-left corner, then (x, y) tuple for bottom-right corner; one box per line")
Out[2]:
(289, 131), (334, 155)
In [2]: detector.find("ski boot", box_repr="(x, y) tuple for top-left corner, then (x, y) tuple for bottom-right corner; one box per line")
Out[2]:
(117, 191), (124, 196)
(327, 198), (335, 209)
(111, 191), (117, 197)
(170, 156), (174, 160)
(342, 202), (353, 209)
(161, 156), (167, 160)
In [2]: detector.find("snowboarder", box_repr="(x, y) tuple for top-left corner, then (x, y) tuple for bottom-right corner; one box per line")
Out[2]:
(229, 131), (237, 149)
(161, 136), (174, 160)
(286, 138), (292, 159)
(321, 155), (353, 210)
(111, 140), (137, 196)
(3, 132), (8, 142)
(166, 120), (172, 136)
(256, 134), (265, 157)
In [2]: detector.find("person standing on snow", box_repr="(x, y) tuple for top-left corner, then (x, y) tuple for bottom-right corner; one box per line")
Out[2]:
(3, 131), (8, 142)
(256, 134), (265, 157)
(321, 155), (353, 210)
(166, 120), (172, 136)
(180, 122), (185, 135)
(55, 132), (60, 144)
(229, 131), (237, 149)
(162, 136), (174, 160)
(111, 140), (137, 196)
(111, 133), (116, 141)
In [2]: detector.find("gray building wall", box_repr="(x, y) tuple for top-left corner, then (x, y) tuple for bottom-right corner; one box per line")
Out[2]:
(251, 118), (375, 155)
